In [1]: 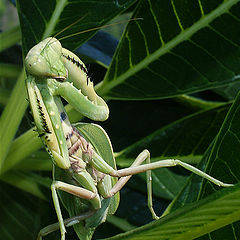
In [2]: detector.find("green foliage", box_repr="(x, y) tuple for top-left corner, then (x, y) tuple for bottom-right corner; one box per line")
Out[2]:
(1, 0), (240, 239)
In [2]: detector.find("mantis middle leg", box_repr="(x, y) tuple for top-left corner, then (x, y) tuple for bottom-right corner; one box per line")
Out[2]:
(107, 150), (158, 219)
(37, 209), (95, 240)
(49, 166), (102, 240)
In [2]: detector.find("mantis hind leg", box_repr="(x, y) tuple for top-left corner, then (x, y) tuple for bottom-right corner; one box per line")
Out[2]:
(103, 150), (233, 219)
(111, 154), (233, 187)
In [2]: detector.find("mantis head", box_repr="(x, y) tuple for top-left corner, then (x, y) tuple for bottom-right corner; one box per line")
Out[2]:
(25, 37), (67, 80)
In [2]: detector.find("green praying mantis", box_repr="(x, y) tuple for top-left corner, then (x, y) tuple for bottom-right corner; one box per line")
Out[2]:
(24, 37), (234, 240)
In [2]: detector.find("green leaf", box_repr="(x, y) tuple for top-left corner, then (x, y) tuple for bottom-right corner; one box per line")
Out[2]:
(105, 184), (240, 240)
(165, 92), (240, 239)
(0, 25), (21, 52)
(17, 0), (137, 55)
(0, 63), (21, 78)
(0, 171), (51, 199)
(116, 103), (230, 200)
(0, 87), (10, 105)
(1, 128), (42, 174)
(12, 150), (52, 172)
(98, 0), (240, 100)
(0, 70), (27, 172)
(214, 82), (240, 100)
(0, 181), (57, 240)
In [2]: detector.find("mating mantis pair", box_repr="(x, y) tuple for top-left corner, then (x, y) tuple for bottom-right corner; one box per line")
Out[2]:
(25, 37), (233, 240)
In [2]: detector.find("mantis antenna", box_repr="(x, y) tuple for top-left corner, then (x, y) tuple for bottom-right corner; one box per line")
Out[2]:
(53, 14), (88, 39)
(58, 17), (143, 41)
(41, 15), (142, 56)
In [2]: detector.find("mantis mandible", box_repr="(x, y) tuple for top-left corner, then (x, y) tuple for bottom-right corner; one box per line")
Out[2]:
(24, 37), (233, 240)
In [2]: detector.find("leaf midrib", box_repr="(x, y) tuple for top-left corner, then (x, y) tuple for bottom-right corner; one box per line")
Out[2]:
(42, 0), (68, 39)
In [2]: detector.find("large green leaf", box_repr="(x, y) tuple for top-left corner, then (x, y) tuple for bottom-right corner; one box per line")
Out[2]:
(98, 0), (240, 99)
(0, 181), (56, 240)
(169, 91), (240, 239)
(116, 103), (230, 200)
(17, 0), (137, 54)
(116, 104), (229, 162)
(105, 184), (240, 240)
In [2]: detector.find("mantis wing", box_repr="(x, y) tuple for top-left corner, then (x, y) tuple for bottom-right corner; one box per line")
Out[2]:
(55, 123), (119, 239)
(74, 122), (120, 215)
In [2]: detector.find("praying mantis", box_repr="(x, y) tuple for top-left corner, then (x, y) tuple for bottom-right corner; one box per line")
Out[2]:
(24, 37), (234, 240)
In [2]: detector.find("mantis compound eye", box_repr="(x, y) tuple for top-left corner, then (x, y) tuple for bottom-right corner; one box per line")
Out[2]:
(25, 54), (50, 77)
